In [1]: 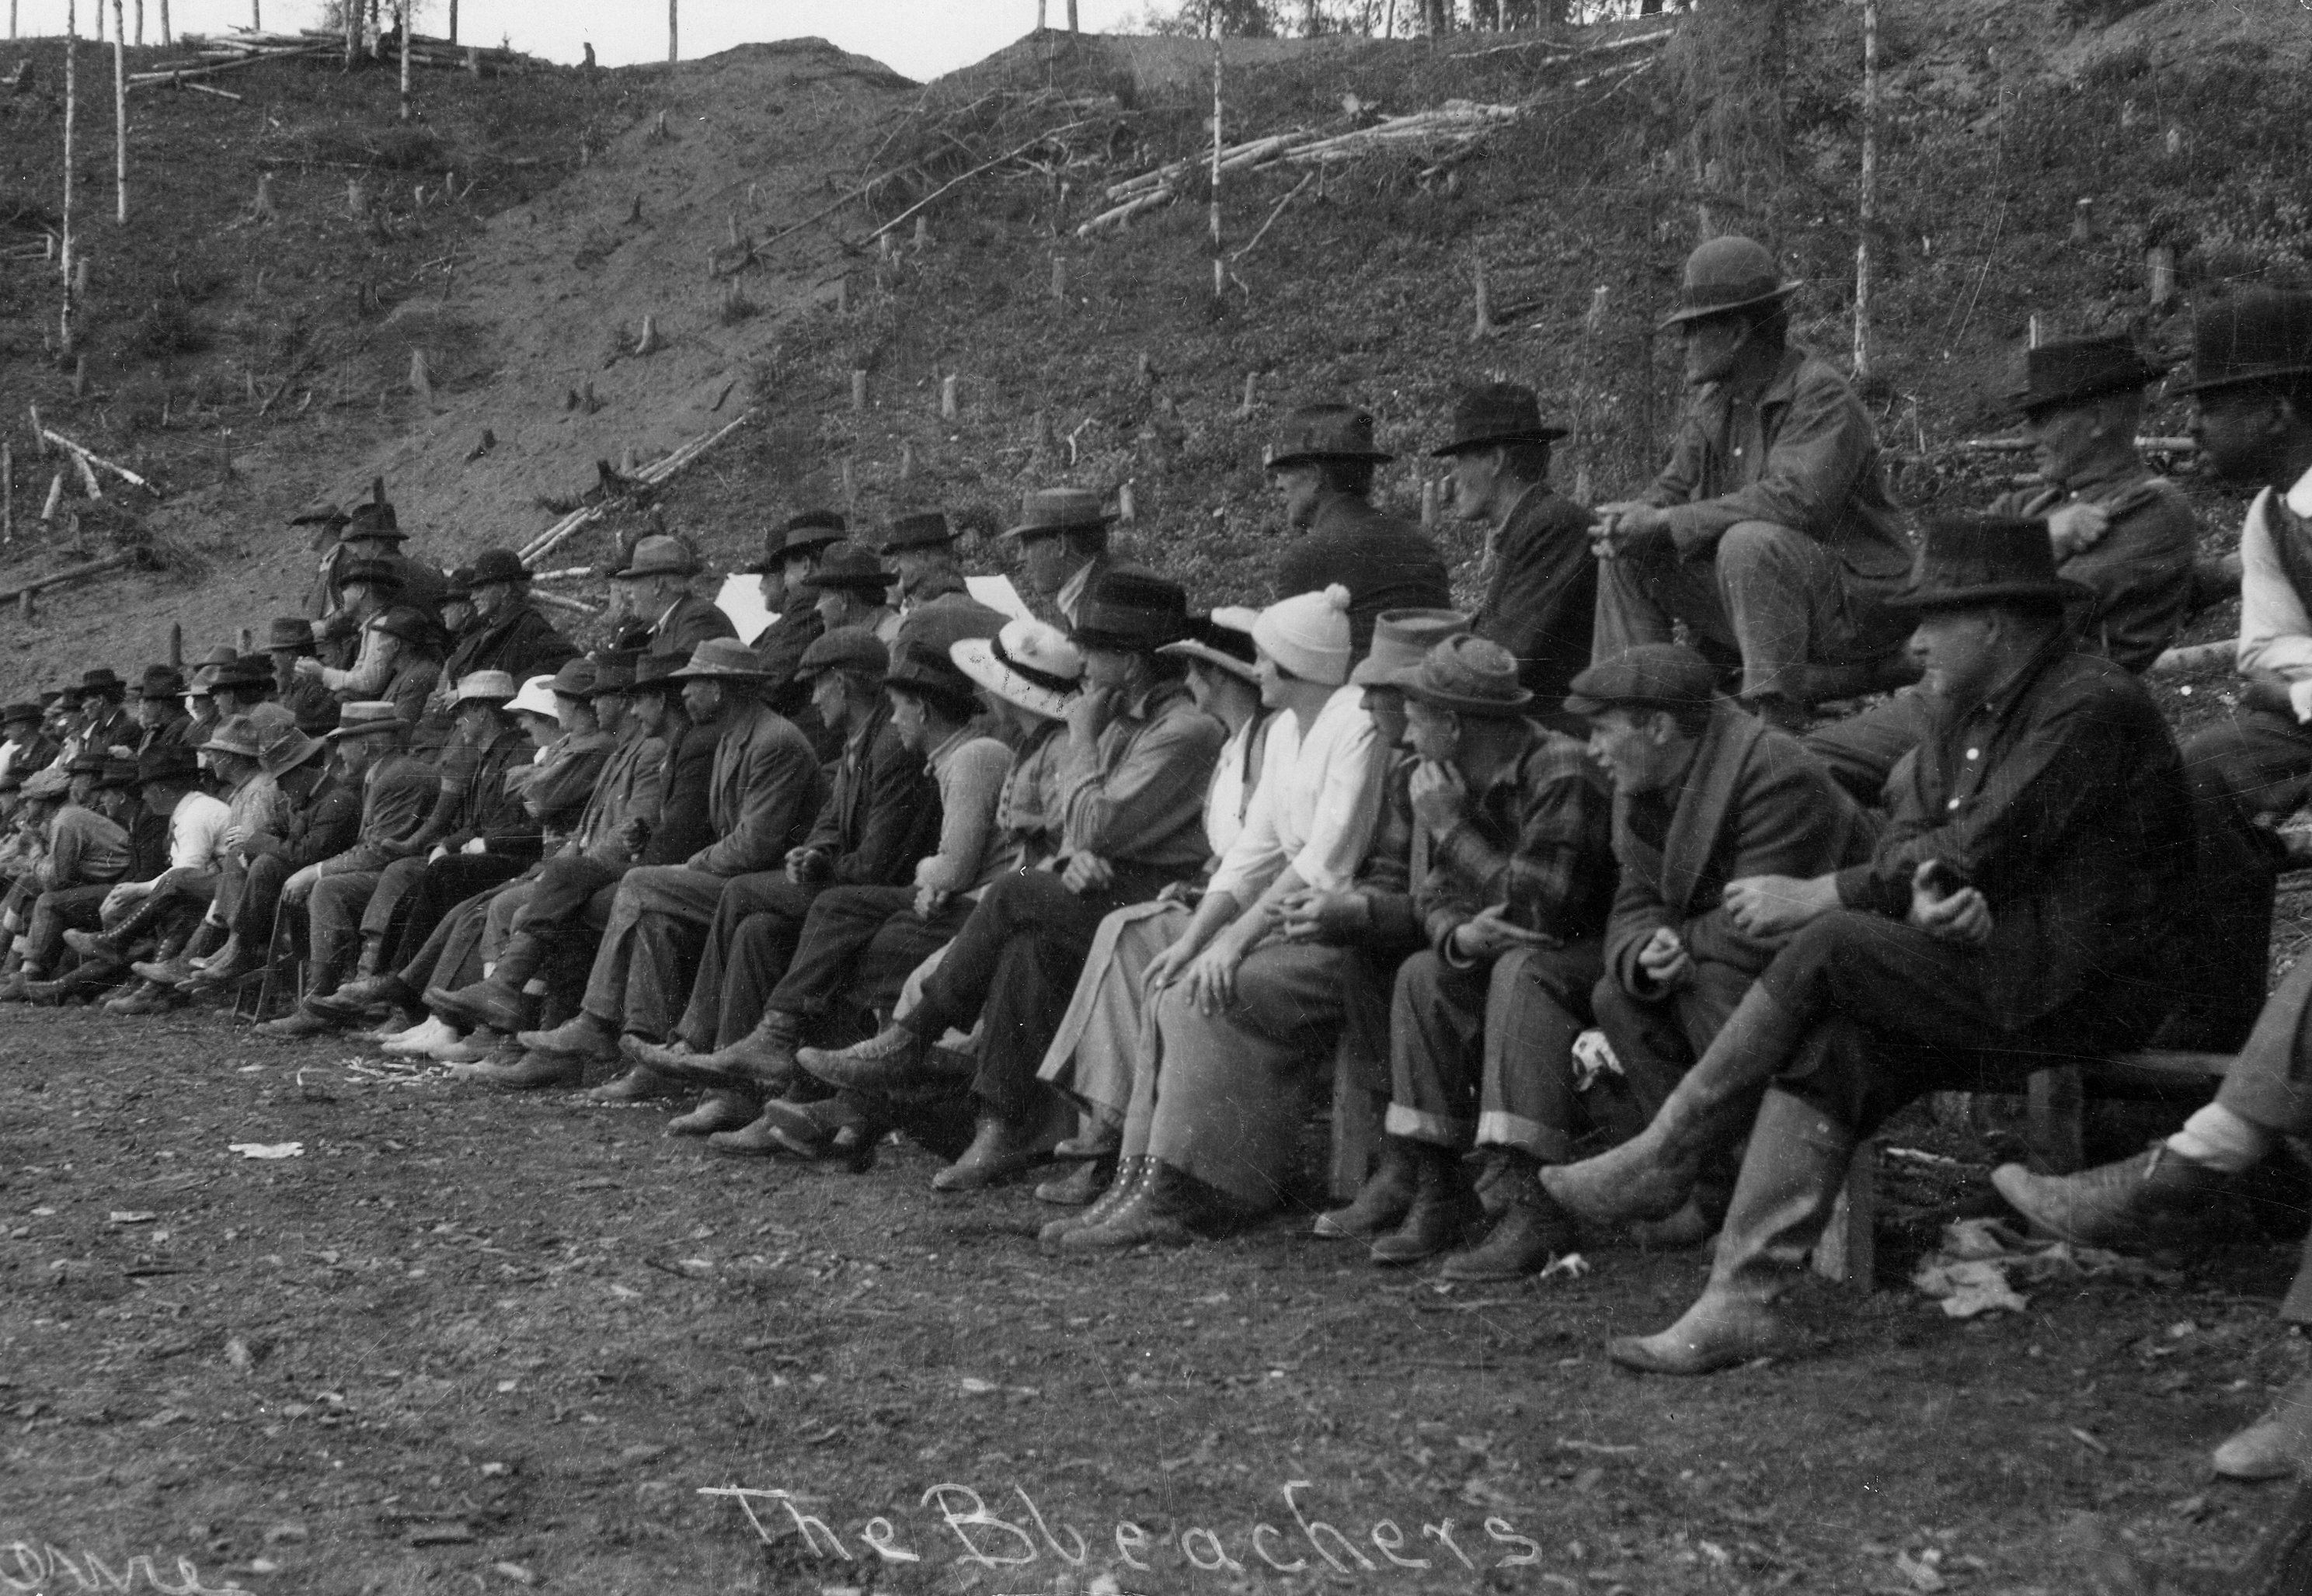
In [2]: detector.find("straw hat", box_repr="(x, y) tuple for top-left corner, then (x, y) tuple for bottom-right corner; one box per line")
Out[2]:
(952, 619), (1085, 720)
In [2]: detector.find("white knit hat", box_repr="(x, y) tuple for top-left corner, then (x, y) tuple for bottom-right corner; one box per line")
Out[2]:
(1252, 584), (1353, 687)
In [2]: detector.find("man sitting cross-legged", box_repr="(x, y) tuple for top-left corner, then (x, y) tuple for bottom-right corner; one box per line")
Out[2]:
(1541, 514), (2195, 1375)
(510, 638), (826, 1092)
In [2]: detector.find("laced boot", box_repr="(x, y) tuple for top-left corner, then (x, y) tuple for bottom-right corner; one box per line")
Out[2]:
(1990, 1143), (2230, 1252)
(516, 1010), (622, 1066)
(667, 1089), (758, 1137)
(426, 934), (544, 1034)
(1312, 1136), (1416, 1240)
(179, 934), (252, 993)
(1368, 1141), (1482, 1266)
(1040, 1156), (1149, 1244)
(797, 1023), (941, 1094)
(931, 1108), (1050, 1193)
(1607, 1090), (1851, 1376)
(104, 979), (179, 1017)
(587, 1066), (684, 1104)
(698, 1010), (803, 1090)
(2214, 1372), (2312, 1481)
(1544, 982), (1806, 1228)
(315, 969), (418, 1021)
(1059, 1160), (1258, 1253)
(132, 920), (218, 987)
(1442, 1153), (1579, 1281)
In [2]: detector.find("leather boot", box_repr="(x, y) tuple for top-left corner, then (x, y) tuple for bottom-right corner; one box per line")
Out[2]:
(254, 1003), (342, 1038)
(698, 1010), (803, 1089)
(667, 1089), (759, 1137)
(1991, 1143), (2230, 1251)
(105, 979), (178, 1017)
(134, 920), (220, 986)
(1035, 1156), (1114, 1206)
(1052, 1115), (1123, 1161)
(1312, 1136), (1417, 1240)
(621, 1033), (719, 1084)
(1443, 1153), (1579, 1281)
(1368, 1140), (1481, 1266)
(1607, 1089), (1851, 1376)
(2215, 1372), (2312, 1481)
(179, 934), (252, 992)
(319, 970), (417, 1018)
(1059, 1160), (1255, 1253)
(797, 1023), (939, 1094)
(931, 1108), (1050, 1193)
(587, 1066), (684, 1104)
(516, 1010), (622, 1066)
(458, 1049), (583, 1090)
(1544, 982), (1806, 1227)
(427, 934), (544, 1033)
(435, 1025), (506, 1065)
(1040, 1156), (1149, 1244)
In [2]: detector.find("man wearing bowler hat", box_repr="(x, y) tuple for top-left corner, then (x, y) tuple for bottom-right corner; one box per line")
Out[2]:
(1266, 402), (1452, 660)
(883, 510), (1008, 662)
(1434, 382), (1596, 727)
(1539, 515), (2193, 1376)
(1590, 235), (1916, 727)
(2174, 291), (2312, 824)
(746, 509), (847, 718)
(1005, 488), (1119, 627)
(1808, 331), (2197, 803)
(613, 535), (738, 659)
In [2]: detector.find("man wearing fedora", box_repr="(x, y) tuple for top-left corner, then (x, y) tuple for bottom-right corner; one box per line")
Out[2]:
(429, 550), (578, 726)
(810, 541), (903, 649)
(614, 535), (739, 659)
(746, 510), (847, 718)
(1591, 235), (1916, 727)
(265, 617), (339, 738)
(1541, 515), (2194, 1375)
(1, 701), (61, 784)
(70, 669), (136, 767)
(1435, 382), (1596, 728)
(326, 493), (447, 623)
(0, 766), (131, 999)
(1328, 633), (1617, 1274)
(1005, 488), (1119, 627)
(47, 747), (228, 1001)
(1266, 403), (1452, 660)
(1808, 331), (2198, 802)
(884, 510), (1008, 662)
(515, 638), (822, 1084)
(130, 666), (194, 755)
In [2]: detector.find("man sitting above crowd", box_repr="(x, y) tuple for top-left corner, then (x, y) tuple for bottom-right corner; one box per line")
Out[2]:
(1266, 404), (1453, 658)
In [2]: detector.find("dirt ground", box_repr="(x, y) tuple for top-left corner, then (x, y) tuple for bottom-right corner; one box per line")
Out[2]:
(0, 1002), (2303, 1596)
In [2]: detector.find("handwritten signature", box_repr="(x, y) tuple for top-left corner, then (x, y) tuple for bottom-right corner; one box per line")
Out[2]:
(1, 1540), (252, 1596)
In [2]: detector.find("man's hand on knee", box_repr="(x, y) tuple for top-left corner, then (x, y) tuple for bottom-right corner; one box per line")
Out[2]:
(1722, 874), (1839, 943)
(1908, 862), (1992, 947)
(1590, 502), (1670, 560)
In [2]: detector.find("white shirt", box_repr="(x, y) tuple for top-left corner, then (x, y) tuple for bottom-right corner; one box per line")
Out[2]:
(1208, 685), (1383, 902)
(163, 791), (232, 873)
(1203, 710), (1278, 863)
(2237, 466), (2312, 718)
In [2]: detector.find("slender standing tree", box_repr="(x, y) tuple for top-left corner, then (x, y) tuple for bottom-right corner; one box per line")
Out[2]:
(1854, 0), (1878, 377)
(61, 0), (77, 356)
(112, 0), (127, 224)
(668, 0), (677, 64)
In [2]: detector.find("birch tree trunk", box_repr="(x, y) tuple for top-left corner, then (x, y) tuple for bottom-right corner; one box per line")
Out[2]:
(112, 0), (126, 225)
(1209, 41), (1223, 302)
(158, 0), (168, 46)
(399, 2), (411, 121)
(668, 0), (677, 64)
(61, 0), (76, 356)
(1853, 0), (1878, 378)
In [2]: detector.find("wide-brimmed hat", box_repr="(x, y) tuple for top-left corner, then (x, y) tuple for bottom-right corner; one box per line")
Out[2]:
(1350, 609), (1473, 687)
(586, 649), (640, 695)
(2007, 333), (2165, 416)
(326, 701), (409, 741)
(134, 664), (187, 701)
(451, 669), (520, 705)
(1, 701), (41, 725)
(669, 638), (771, 683)
(1659, 235), (1801, 329)
(82, 667), (127, 699)
(134, 746), (201, 788)
(883, 641), (981, 715)
(795, 627), (889, 680)
(198, 715), (265, 760)
(744, 510), (849, 572)
(99, 754), (141, 789)
(543, 657), (598, 698)
(289, 499), (350, 530)
(1883, 513), (2093, 614)
(266, 617), (319, 653)
(808, 542), (897, 594)
(21, 766), (71, 801)
(630, 651), (688, 694)
(469, 548), (531, 587)
(343, 500), (403, 543)
(373, 607), (439, 648)
(2179, 290), (2312, 398)
(507, 674), (562, 720)
(1264, 404), (1391, 471)
(337, 556), (405, 593)
(208, 655), (276, 693)
(1003, 488), (1115, 543)
(1158, 607), (1262, 683)
(1071, 566), (1191, 653)
(612, 535), (701, 580)
(1430, 383), (1569, 455)
(258, 722), (326, 779)
(65, 749), (109, 775)
(1402, 635), (1534, 717)
(953, 619), (1085, 720)
(1565, 643), (1719, 718)
(881, 511), (956, 553)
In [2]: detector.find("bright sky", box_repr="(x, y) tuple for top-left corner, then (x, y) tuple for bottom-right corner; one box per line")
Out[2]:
(7, 0), (1158, 81)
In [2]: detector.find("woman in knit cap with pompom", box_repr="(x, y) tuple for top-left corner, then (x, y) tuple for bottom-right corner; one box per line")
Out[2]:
(1063, 585), (1394, 1249)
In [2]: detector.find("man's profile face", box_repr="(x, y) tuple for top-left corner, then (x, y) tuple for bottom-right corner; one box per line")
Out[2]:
(1405, 698), (1458, 764)
(2193, 388), (2284, 485)
(1273, 464), (1324, 530)
(1586, 708), (1686, 795)
(681, 680), (724, 725)
(1680, 313), (1753, 388)
(1910, 610), (2004, 706)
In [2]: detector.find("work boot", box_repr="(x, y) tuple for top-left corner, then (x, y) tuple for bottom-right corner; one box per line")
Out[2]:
(2214, 1372), (2312, 1481)
(620, 1034), (720, 1084)
(1607, 1089), (1851, 1376)
(132, 920), (217, 988)
(187, 931), (240, 975)
(798, 1023), (941, 1095)
(457, 1050), (583, 1090)
(103, 979), (176, 1017)
(1040, 1156), (1150, 1244)
(1035, 1157), (1113, 1206)
(704, 1098), (825, 1156)
(326, 971), (418, 1015)
(382, 1015), (462, 1058)
(516, 1010), (621, 1066)
(587, 1066), (683, 1104)
(179, 934), (255, 993)
(62, 927), (127, 966)
(1990, 1143), (2230, 1252)
(931, 1109), (1050, 1193)
(1051, 1116), (1123, 1161)
(1059, 1160), (1256, 1253)
(698, 1010), (803, 1089)
(1312, 1136), (1416, 1240)
(667, 1089), (758, 1137)
(254, 1005), (341, 1039)
(1544, 982), (1805, 1228)
(1442, 1153), (1579, 1281)
(426, 933), (544, 1033)
(1369, 1141), (1481, 1267)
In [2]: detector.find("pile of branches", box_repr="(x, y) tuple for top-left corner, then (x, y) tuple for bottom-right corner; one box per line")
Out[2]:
(130, 28), (547, 90)
(856, 82), (1133, 225)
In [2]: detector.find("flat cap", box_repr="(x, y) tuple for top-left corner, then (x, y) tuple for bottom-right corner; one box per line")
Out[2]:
(796, 626), (889, 679)
(1563, 643), (1720, 717)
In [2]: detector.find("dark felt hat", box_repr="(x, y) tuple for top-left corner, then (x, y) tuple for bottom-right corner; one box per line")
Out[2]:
(809, 542), (897, 594)
(373, 607), (439, 648)
(65, 750), (110, 776)
(198, 715), (266, 760)
(612, 535), (701, 579)
(82, 667), (127, 698)
(1884, 514), (2092, 613)
(2008, 333), (2164, 416)
(668, 638), (771, 683)
(2180, 290), (2312, 397)
(883, 641), (980, 713)
(469, 548), (531, 586)
(134, 665), (187, 701)
(208, 655), (275, 692)
(1659, 235), (1800, 329)
(343, 500), (404, 543)
(745, 511), (849, 572)
(257, 722), (327, 780)
(266, 617), (319, 652)
(1430, 383), (1569, 455)
(1071, 565), (1192, 653)
(1265, 405), (1391, 470)
(99, 754), (141, 789)
(443, 566), (477, 601)
(1565, 643), (1720, 718)
(1401, 635), (1534, 717)
(1, 701), (41, 725)
(631, 651), (689, 693)
(337, 556), (406, 593)
(881, 511), (956, 552)
(587, 648), (641, 695)
(796, 627), (890, 680)
(545, 657), (599, 697)
(1004, 487), (1115, 542)
(134, 746), (201, 789)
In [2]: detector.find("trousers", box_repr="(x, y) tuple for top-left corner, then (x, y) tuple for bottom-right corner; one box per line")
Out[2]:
(673, 871), (826, 1049)
(751, 884), (974, 1045)
(580, 864), (734, 1038)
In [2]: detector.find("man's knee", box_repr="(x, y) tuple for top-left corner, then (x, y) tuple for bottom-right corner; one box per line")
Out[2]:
(1717, 520), (1809, 575)
(1392, 948), (1450, 1017)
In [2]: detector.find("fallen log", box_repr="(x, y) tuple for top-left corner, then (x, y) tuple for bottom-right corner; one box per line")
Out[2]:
(0, 550), (144, 608)
(2148, 638), (2235, 676)
(529, 589), (601, 617)
(517, 409), (760, 566)
(1954, 435), (2196, 454)
(39, 427), (159, 495)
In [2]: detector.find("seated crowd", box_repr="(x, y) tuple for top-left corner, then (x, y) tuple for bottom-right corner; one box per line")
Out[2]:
(10, 245), (2312, 1483)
